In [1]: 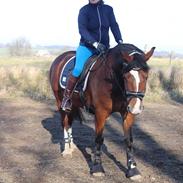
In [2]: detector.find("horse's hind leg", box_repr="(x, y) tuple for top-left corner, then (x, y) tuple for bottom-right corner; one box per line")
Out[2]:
(60, 110), (77, 157)
(123, 113), (141, 181)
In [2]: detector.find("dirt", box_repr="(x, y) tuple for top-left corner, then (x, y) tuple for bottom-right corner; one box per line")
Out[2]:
(0, 95), (183, 183)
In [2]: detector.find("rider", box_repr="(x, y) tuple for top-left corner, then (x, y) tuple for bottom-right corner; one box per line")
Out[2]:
(61, 0), (123, 112)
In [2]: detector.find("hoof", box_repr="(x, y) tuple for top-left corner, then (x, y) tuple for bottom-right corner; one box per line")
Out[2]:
(92, 172), (105, 177)
(126, 168), (142, 181)
(70, 143), (77, 150)
(61, 149), (73, 157)
(91, 164), (105, 177)
(129, 174), (142, 182)
(61, 143), (77, 157)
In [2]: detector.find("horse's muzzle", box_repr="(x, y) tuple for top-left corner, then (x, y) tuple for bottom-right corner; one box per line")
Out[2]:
(127, 98), (144, 115)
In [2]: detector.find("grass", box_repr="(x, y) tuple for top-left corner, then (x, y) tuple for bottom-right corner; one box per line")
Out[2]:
(0, 56), (54, 69)
(149, 57), (183, 69)
(0, 65), (54, 101)
(0, 55), (183, 104)
(0, 55), (56, 101)
(145, 58), (183, 103)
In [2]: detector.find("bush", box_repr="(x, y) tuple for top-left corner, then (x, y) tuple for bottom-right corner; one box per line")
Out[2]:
(147, 68), (162, 90)
(145, 66), (183, 102)
(169, 67), (183, 91)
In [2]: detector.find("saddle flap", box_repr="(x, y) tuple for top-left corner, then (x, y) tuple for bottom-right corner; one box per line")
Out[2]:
(59, 55), (98, 92)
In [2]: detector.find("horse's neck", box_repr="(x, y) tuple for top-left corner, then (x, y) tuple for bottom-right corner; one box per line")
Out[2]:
(103, 50), (126, 97)
(106, 49), (122, 73)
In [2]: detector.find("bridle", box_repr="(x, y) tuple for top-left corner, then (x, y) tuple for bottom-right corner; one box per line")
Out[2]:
(126, 90), (145, 101)
(123, 67), (145, 101)
(118, 51), (146, 101)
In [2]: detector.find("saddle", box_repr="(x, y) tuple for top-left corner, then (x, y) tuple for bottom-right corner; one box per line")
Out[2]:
(59, 54), (98, 92)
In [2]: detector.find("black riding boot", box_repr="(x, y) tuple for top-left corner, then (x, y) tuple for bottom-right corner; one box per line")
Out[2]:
(61, 75), (78, 112)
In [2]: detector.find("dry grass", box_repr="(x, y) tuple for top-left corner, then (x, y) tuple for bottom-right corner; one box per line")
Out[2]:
(0, 56), (183, 103)
(148, 57), (183, 68)
(145, 64), (183, 103)
(0, 66), (54, 101)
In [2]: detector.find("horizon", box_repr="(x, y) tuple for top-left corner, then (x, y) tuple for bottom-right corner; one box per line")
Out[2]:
(0, 0), (183, 54)
(2, 42), (183, 58)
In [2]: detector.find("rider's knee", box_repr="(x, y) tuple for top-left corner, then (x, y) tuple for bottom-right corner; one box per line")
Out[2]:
(72, 68), (81, 77)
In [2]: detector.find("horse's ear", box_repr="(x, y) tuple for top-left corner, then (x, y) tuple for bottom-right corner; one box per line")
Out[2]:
(122, 52), (134, 63)
(144, 47), (156, 61)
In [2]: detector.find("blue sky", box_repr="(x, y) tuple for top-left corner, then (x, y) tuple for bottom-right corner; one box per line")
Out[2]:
(0, 0), (183, 53)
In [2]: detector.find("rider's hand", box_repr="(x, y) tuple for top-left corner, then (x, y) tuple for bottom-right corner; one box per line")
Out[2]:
(93, 42), (106, 53)
(118, 40), (123, 44)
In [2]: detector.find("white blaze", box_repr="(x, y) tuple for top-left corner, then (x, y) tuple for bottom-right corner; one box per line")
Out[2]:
(132, 98), (141, 114)
(130, 70), (140, 91)
(129, 70), (141, 114)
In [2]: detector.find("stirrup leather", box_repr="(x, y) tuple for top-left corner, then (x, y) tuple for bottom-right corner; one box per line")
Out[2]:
(61, 96), (72, 112)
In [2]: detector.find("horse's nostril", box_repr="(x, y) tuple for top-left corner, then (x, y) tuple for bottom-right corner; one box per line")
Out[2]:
(127, 106), (131, 112)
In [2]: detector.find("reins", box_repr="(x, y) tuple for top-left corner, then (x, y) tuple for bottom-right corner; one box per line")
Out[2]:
(89, 51), (108, 72)
(113, 72), (126, 98)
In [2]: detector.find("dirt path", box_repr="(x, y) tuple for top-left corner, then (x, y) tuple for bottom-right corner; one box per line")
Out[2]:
(0, 96), (183, 183)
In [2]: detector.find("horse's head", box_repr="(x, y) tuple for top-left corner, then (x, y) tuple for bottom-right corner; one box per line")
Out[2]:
(117, 44), (155, 115)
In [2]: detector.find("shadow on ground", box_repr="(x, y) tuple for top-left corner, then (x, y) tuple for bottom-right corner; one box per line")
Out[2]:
(41, 111), (183, 183)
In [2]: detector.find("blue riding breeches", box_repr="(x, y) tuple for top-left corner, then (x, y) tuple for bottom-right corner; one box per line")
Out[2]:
(72, 45), (95, 77)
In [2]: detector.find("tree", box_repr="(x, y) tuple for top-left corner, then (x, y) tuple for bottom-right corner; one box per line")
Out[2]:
(8, 37), (32, 56)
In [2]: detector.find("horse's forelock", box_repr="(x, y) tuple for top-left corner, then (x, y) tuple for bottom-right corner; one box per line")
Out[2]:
(133, 54), (149, 71)
(116, 44), (149, 71)
(118, 43), (144, 55)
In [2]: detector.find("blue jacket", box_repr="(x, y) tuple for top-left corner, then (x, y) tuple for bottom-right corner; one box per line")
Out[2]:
(78, 2), (122, 48)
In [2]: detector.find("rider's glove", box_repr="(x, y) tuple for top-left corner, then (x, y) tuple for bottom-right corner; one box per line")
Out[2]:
(93, 42), (106, 53)
(118, 40), (123, 44)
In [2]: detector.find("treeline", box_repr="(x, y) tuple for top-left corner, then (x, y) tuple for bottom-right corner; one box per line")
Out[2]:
(7, 37), (32, 56)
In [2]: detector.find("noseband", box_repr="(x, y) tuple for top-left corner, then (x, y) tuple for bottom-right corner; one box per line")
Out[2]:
(114, 66), (146, 101)
(126, 91), (145, 100)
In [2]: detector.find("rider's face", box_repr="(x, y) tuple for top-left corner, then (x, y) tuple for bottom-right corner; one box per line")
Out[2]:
(89, 0), (101, 4)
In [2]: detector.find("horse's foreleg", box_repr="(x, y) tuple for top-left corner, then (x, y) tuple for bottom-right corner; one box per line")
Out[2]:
(123, 113), (141, 181)
(91, 111), (107, 176)
(60, 111), (76, 157)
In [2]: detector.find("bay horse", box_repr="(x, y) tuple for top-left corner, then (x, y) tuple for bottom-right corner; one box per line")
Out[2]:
(49, 43), (155, 180)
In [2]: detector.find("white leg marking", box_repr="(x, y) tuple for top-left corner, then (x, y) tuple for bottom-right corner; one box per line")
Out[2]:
(64, 128), (73, 143)
(62, 128), (77, 157)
